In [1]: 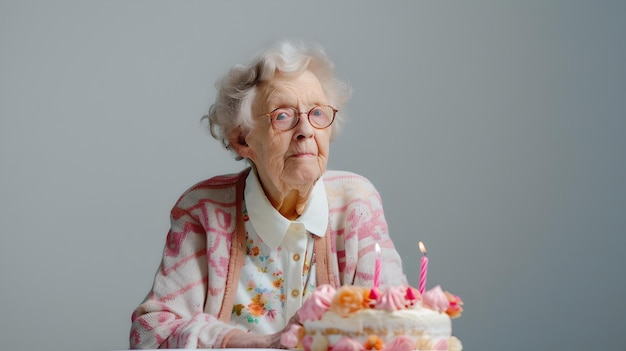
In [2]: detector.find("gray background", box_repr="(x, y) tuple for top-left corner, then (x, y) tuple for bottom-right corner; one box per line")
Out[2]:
(1, 1), (624, 350)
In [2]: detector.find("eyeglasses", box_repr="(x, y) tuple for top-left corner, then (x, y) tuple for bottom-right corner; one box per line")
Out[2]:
(261, 105), (337, 131)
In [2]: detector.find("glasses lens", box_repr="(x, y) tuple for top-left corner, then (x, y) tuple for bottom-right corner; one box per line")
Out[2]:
(270, 108), (297, 130)
(308, 106), (335, 128)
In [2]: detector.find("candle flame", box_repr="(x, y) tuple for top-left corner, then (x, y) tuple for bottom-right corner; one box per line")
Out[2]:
(375, 243), (381, 254)
(418, 241), (427, 255)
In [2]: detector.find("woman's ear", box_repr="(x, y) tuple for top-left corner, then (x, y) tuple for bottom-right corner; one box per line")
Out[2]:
(229, 128), (254, 160)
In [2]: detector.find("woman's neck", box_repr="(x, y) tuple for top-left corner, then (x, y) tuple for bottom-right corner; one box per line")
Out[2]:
(257, 173), (314, 220)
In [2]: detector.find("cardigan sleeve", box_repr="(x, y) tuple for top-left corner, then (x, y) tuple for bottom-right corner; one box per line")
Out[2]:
(129, 206), (243, 349)
(328, 172), (407, 288)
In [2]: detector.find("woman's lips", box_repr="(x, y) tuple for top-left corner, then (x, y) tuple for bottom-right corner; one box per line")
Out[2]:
(289, 151), (317, 158)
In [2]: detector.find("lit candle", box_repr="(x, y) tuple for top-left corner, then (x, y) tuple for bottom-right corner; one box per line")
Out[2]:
(374, 243), (382, 288)
(418, 241), (428, 294)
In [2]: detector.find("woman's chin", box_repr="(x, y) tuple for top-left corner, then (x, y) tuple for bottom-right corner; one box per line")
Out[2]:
(283, 166), (323, 186)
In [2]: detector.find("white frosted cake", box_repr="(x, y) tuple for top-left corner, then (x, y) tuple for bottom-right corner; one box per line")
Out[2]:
(282, 284), (463, 351)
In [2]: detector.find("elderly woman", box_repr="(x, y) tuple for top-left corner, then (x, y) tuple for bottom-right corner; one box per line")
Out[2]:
(130, 40), (407, 349)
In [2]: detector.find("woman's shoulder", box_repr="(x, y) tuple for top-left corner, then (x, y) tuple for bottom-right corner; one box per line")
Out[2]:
(323, 169), (374, 183)
(174, 168), (250, 207)
(186, 168), (250, 189)
(322, 169), (379, 195)
(196, 170), (247, 187)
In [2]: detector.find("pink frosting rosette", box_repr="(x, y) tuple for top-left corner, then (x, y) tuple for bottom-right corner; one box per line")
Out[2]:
(375, 286), (405, 311)
(279, 324), (302, 349)
(298, 284), (335, 321)
(330, 336), (365, 351)
(382, 335), (415, 351)
(422, 285), (449, 312)
(432, 338), (449, 350)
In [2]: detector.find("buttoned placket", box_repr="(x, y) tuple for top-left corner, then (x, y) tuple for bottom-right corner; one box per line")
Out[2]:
(280, 221), (310, 321)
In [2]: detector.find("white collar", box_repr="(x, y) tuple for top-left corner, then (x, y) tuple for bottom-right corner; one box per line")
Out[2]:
(244, 168), (329, 250)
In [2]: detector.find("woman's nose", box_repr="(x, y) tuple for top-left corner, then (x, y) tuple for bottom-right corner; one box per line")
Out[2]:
(293, 112), (314, 139)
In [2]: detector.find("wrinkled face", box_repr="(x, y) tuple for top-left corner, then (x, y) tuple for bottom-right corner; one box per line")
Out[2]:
(239, 70), (332, 192)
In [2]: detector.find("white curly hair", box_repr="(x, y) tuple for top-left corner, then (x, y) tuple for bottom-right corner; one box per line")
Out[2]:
(204, 39), (352, 160)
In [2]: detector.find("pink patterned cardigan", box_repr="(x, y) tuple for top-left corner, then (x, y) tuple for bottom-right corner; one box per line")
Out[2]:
(130, 168), (406, 349)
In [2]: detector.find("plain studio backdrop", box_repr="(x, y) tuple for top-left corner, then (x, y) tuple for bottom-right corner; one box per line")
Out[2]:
(1, 1), (625, 350)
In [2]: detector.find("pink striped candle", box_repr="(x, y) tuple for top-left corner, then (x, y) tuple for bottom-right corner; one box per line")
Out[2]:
(418, 241), (428, 294)
(374, 243), (382, 288)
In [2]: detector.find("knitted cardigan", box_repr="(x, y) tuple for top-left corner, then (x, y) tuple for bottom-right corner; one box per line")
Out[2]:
(130, 168), (406, 349)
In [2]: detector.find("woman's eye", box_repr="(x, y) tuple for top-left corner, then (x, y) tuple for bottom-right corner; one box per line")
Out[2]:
(311, 108), (324, 117)
(275, 112), (289, 121)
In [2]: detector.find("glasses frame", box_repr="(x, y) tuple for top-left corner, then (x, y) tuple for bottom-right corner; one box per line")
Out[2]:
(260, 105), (338, 131)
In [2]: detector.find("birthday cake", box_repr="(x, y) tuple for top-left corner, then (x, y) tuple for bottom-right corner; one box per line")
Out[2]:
(283, 284), (463, 351)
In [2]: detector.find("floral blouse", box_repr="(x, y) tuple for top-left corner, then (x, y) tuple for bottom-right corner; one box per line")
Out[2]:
(229, 169), (327, 334)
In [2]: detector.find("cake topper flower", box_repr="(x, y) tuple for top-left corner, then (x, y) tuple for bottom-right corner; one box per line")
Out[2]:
(444, 291), (464, 319)
(330, 286), (369, 317)
(368, 287), (380, 308)
(404, 286), (420, 307)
